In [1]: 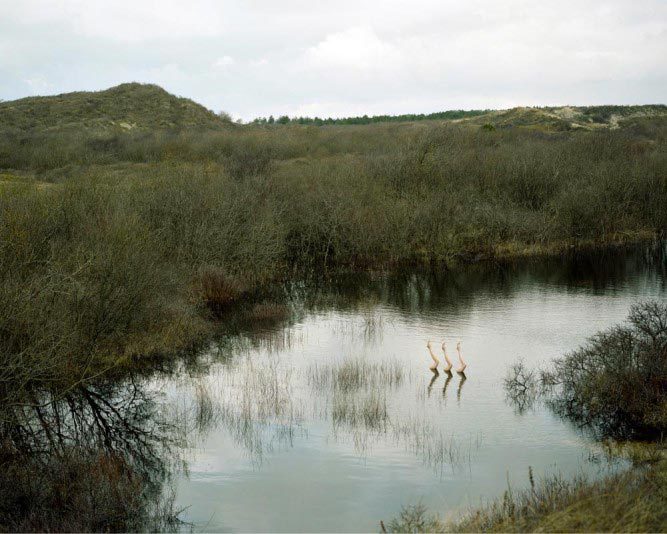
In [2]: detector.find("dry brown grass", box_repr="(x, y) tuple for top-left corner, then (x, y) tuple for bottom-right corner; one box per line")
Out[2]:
(387, 453), (667, 533)
(197, 267), (245, 313)
(248, 302), (291, 322)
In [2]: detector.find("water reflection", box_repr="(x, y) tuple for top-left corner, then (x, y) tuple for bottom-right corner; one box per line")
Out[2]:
(0, 380), (186, 531)
(427, 371), (439, 395)
(305, 239), (667, 318)
(503, 360), (539, 415)
(442, 372), (453, 401)
(2, 241), (664, 532)
(2, 381), (176, 470)
(456, 373), (467, 404)
(170, 241), (665, 532)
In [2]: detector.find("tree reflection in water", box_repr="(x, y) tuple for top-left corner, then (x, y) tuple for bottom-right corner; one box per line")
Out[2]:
(0, 378), (186, 532)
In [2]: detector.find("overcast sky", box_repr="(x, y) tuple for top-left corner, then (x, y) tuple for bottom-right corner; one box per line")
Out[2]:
(1, 0), (665, 120)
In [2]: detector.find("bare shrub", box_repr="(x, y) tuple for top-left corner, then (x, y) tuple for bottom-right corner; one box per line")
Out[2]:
(545, 300), (667, 439)
(198, 268), (245, 313)
(504, 359), (539, 414)
(504, 301), (667, 439)
(249, 302), (290, 322)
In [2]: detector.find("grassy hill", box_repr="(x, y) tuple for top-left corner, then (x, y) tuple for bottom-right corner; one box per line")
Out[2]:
(1, 82), (664, 133)
(253, 104), (667, 131)
(0, 83), (229, 132)
(461, 105), (667, 131)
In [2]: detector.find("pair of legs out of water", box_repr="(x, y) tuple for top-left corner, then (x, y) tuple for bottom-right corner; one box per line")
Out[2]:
(427, 340), (467, 374)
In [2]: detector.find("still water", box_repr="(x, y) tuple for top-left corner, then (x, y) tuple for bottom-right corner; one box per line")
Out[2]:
(156, 245), (666, 532)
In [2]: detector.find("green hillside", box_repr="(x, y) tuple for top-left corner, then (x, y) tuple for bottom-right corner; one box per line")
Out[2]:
(0, 83), (229, 132)
(2, 83), (664, 133)
(462, 104), (667, 131)
(253, 104), (667, 130)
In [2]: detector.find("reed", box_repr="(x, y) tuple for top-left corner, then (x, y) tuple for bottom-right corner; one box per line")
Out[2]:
(307, 358), (404, 392)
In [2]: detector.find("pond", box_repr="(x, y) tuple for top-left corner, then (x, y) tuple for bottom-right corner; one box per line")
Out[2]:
(150, 243), (666, 532)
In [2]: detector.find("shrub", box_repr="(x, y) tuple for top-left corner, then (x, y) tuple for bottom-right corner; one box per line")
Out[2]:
(505, 301), (667, 439)
(198, 267), (245, 313)
(1, 115), (666, 407)
(249, 302), (290, 322)
(385, 504), (442, 533)
(0, 381), (184, 532)
(386, 456), (667, 533)
(0, 450), (156, 533)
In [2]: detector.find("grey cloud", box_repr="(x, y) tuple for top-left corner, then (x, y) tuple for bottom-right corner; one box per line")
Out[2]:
(0, 0), (665, 119)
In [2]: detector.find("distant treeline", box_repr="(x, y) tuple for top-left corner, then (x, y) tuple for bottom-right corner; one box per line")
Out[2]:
(251, 109), (491, 125)
(248, 104), (667, 127)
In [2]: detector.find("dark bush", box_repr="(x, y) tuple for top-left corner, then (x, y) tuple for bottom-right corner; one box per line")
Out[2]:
(198, 268), (245, 313)
(543, 301), (667, 439)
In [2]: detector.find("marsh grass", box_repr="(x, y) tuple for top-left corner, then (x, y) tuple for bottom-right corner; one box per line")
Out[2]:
(183, 347), (474, 472)
(248, 302), (291, 322)
(331, 389), (390, 433)
(307, 358), (404, 392)
(161, 347), (308, 467)
(305, 356), (478, 472)
(386, 452), (667, 533)
(329, 307), (391, 343)
(391, 417), (482, 475)
(216, 356), (304, 464)
(193, 382), (216, 434)
(454, 455), (667, 533)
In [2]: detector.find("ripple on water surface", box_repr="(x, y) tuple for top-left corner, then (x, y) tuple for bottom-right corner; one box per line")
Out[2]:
(165, 245), (666, 532)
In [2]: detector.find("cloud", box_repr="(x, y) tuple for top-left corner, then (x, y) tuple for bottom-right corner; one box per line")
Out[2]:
(0, 0), (665, 119)
(23, 77), (55, 96)
(304, 27), (403, 72)
(213, 56), (235, 69)
(3, 0), (230, 41)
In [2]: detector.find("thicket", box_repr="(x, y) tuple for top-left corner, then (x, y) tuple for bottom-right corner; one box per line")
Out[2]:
(1, 119), (666, 405)
(0, 380), (183, 532)
(544, 301), (667, 439)
(504, 301), (667, 440)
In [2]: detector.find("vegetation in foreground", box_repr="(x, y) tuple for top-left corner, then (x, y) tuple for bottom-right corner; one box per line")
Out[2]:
(387, 301), (667, 532)
(387, 451), (667, 533)
(0, 448), (181, 533)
